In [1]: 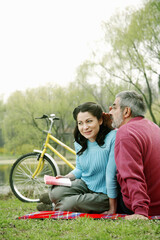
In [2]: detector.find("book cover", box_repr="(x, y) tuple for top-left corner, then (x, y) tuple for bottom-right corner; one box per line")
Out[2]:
(44, 175), (72, 187)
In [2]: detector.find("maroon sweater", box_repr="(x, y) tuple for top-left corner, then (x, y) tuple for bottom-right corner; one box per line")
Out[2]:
(115, 117), (160, 217)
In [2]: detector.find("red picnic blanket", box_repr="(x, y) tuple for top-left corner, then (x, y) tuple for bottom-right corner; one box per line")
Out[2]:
(18, 211), (160, 220)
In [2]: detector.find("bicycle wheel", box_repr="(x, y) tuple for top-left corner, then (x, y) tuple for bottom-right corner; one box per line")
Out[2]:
(9, 152), (58, 203)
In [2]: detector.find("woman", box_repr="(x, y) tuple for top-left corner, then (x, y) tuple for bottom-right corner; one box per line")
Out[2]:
(38, 102), (118, 214)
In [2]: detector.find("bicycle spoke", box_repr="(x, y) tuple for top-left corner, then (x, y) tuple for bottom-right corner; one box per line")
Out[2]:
(10, 153), (57, 202)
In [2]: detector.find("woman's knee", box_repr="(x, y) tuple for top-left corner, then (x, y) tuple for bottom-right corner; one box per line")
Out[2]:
(49, 186), (68, 203)
(55, 197), (78, 211)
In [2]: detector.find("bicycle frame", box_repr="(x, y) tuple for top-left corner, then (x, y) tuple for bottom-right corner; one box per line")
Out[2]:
(32, 132), (76, 179)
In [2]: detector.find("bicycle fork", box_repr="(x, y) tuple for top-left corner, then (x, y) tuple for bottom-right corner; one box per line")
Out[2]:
(31, 133), (75, 179)
(31, 135), (50, 179)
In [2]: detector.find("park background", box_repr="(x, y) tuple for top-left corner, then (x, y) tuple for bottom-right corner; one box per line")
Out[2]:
(0, 0), (159, 193)
(0, 1), (160, 239)
(0, 0), (159, 157)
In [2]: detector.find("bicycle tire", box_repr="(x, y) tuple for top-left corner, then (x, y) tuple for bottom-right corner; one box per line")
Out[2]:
(9, 152), (58, 203)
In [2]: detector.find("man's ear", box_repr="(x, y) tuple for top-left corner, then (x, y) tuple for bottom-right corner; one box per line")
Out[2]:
(123, 107), (132, 118)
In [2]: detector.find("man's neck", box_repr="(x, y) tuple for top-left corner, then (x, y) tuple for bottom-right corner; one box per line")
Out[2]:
(119, 117), (133, 128)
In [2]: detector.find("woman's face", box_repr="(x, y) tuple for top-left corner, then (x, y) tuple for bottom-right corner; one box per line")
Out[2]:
(77, 111), (103, 142)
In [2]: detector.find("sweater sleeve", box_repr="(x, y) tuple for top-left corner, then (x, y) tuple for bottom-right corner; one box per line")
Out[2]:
(106, 131), (118, 199)
(115, 130), (150, 217)
(70, 142), (82, 179)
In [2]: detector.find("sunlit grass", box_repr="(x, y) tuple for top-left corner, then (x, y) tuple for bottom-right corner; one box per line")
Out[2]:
(0, 193), (160, 240)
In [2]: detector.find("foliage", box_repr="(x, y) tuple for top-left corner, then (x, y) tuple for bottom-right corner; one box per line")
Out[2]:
(104, 0), (160, 124)
(0, 196), (160, 240)
(1, 0), (160, 155)
(1, 82), (109, 155)
(76, 0), (160, 125)
(75, 62), (129, 112)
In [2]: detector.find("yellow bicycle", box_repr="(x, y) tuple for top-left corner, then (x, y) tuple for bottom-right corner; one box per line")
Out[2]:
(9, 114), (75, 203)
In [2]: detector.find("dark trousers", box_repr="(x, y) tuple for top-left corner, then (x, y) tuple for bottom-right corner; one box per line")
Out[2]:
(116, 185), (134, 215)
(49, 179), (109, 213)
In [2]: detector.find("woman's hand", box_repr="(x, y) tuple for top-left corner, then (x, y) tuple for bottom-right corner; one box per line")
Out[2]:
(102, 209), (116, 215)
(56, 173), (76, 181)
(102, 198), (117, 215)
(102, 112), (113, 129)
(56, 175), (65, 179)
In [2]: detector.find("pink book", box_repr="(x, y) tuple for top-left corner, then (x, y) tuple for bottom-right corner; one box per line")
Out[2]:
(44, 175), (72, 187)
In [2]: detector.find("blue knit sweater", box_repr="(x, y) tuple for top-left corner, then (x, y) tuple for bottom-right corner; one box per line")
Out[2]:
(71, 130), (118, 198)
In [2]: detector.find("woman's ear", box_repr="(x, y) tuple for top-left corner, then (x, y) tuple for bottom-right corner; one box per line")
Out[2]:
(99, 117), (103, 125)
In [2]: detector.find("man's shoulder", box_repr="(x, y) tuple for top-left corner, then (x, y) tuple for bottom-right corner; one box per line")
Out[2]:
(116, 118), (140, 139)
(118, 117), (145, 132)
(116, 117), (159, 139)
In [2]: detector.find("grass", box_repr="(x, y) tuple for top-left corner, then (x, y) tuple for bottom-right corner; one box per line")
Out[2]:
(0, 193), (160, 240)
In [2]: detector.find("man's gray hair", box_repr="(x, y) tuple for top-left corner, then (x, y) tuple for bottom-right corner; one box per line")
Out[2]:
(116, 90), (146, 117)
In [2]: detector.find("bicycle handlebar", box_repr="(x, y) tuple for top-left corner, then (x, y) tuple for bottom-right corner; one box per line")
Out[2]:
(35, 114), (60, 120)
(35, 114), (60, 133)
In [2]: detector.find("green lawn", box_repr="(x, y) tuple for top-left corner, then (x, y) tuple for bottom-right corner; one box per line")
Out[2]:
(0, 193), (160, 240)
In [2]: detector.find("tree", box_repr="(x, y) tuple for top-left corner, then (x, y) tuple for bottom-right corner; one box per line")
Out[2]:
(2, 82), (100, 155)
(75, 61), (131, 112)
(75, 0), (160, 125)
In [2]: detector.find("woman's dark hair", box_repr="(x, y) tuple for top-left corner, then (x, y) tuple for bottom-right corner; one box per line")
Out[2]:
(73, 102), (111, 155)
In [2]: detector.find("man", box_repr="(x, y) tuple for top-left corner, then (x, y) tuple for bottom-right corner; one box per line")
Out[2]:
(109, 90), (160, 220)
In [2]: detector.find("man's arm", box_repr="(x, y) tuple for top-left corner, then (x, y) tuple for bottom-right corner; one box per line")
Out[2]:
(115, 132), (150, 217)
